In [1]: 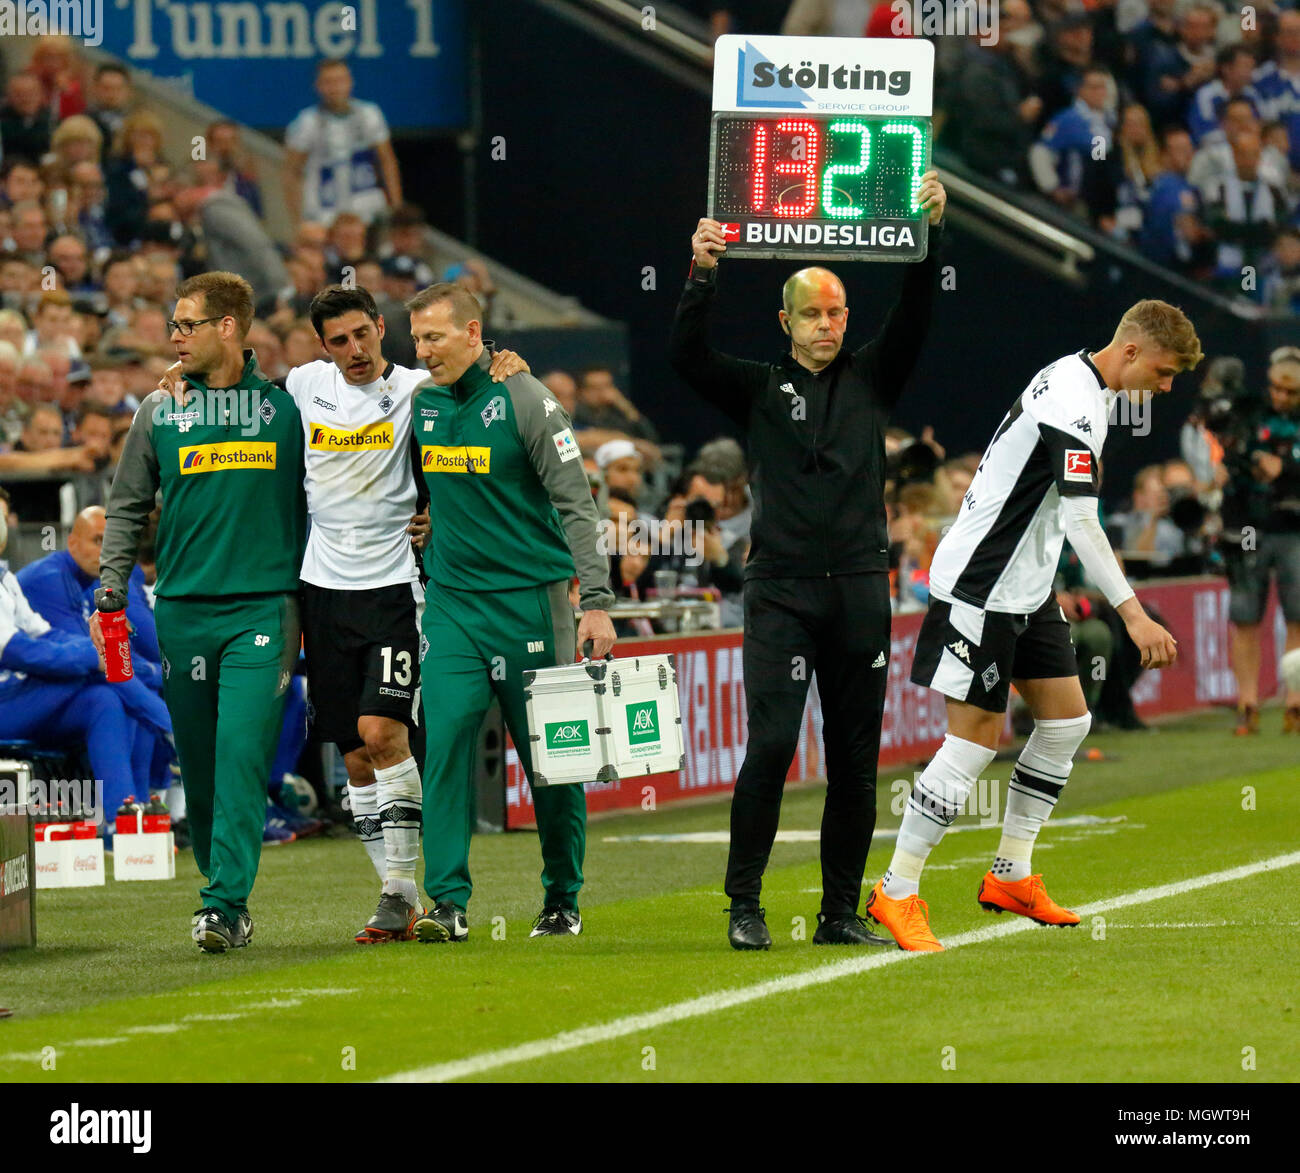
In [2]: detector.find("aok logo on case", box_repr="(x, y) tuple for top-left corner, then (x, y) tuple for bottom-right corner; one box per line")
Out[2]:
(309, 421), (394, 450)
(179, 442), (276, 474)
(421, 445), (490, 473)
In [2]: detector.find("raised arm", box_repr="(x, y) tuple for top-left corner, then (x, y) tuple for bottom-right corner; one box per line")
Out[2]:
(668, 217), (770, 426)
(854, 172), (947, 411)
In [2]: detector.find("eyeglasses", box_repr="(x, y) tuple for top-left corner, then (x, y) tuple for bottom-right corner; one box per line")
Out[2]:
(167, 316), (226, 337)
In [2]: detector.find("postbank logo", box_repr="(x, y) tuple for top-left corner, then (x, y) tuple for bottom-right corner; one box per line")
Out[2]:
(179, 442), (276, 474)
(309, 421), (394, 450)
(421, 445), (490, 473)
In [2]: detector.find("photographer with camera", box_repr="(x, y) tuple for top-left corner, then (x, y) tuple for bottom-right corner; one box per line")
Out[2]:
(1205, 349), (1300, 734)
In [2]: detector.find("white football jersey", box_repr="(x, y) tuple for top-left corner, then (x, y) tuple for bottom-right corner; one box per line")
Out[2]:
(284, 100), (390, 225)
(288, 359), (426, 591)
(928, 350), (1117, 614)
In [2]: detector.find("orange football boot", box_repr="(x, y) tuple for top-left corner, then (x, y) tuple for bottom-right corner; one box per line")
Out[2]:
(1234, 705), (1260, 736)
(977, 872), (1080, 926)
(866, 881), (944, 951)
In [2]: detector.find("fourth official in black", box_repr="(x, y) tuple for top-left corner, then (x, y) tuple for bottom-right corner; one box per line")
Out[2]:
(669, 172), (948, 950)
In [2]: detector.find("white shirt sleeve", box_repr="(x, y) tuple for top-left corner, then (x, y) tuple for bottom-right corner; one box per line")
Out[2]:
(285, 108), (316, 154)
(363, 102), (390, 147)
(0, 574), (51, 660)
(1061, 495), (1135, 609)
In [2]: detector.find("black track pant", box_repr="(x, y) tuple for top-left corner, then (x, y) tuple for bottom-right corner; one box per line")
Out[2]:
(725, 572), (891, 917)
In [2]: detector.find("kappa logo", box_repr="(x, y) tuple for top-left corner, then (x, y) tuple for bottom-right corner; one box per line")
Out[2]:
(872, 651), (886, 668)
(312, 396), (336, 412)
(982, 663), (1000, 692)
(481, 395), (506, 428)
(948, 639), (972, 664)
(377, 393), (394, 414)
(780, 382), (797, 397)
(1064, 449), (1093, 482)
(543, 398), (560, 416)
(258, 398), (276, 425)
(1071, 416), (1092, 435)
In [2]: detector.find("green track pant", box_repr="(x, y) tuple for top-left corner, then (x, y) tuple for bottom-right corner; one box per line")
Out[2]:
(420, 580), (584, 912)
(154, 593), (300, 921)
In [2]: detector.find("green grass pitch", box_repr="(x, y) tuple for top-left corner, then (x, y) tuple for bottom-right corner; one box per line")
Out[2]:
(2, 707), (1296, 1083)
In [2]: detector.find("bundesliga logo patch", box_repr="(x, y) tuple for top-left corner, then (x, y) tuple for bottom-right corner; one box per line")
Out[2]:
(1064, 450), (1093, 482)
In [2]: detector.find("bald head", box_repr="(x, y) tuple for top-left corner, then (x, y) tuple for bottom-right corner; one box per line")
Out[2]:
(68, 506), (105, 578)
(779, 267), (849, 371)
(782, 267), (845, 315)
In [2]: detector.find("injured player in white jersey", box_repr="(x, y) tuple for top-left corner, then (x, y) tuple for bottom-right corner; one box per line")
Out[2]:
(866, 299), (1202, 951)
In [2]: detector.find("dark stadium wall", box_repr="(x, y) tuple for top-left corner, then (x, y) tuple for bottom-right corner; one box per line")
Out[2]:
(472, 4), (1277, 508)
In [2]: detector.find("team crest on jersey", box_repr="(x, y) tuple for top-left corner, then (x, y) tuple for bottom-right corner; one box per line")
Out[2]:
(161, 654), (170, 679)
(982, 663), (1000, 691)
(482, 395), (506, 428)
(948, 639), (972, 664)
(378, 393), (394, 414)
(1071, 416), (1092, 435)
(1064, 450), (1093, 481)
(419, 633), (430, 662)
(258, 398), (276, 425)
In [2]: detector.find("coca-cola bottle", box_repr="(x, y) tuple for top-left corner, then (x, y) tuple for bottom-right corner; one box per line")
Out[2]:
(143, 794), (170, 834)
(97, 589), (133, 682)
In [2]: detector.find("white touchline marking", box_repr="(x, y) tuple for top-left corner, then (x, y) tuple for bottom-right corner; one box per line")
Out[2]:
(381, 849), (1300, 1084)
(601, 815), (1129, 844)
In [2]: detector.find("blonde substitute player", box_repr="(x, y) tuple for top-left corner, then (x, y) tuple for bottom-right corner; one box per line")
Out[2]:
(161, 284), (525, 943)
(866, 301), (1201, 951)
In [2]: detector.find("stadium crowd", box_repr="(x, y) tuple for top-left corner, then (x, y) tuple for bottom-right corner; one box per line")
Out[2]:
(0, 17), (1295, 855)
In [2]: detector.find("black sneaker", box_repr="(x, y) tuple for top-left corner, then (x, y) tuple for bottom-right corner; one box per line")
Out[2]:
(727, 905), (772, 951)
(191, 907), (248, 953)
(355, 892), (421, 944)
(813, 912), (893, 946)
(414, 901), (467, 943)
(530, 906), (582, 936)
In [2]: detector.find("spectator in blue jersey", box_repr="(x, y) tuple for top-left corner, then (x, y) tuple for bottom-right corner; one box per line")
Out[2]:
(1031, 68), (1117, 210)
(1188, 45), (1261, 145)
(16, 505), (174, 805)
(1200, 128), (1291, 292)
(1125, 0), (1179, 101)
(284, 59), (403, 230)
(1253, 9), (1300, 170)
(1138, 2), (1218, 130)
(1140, 126), (1214, 271)
(0, 491), (165, 840)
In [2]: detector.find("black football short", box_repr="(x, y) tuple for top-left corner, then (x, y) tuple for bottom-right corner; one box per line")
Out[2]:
(910, 591), (1078, 713)
(300, 580), (423, 753)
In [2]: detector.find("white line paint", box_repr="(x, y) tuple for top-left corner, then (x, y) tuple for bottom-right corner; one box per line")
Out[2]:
(601, 814), (1128, 845)
(382, 849), (1300, 1084)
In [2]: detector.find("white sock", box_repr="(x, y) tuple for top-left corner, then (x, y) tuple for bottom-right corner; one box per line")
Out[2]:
(347, 781), (386, 882)
(882, 734), (997, 899)
(992, 715), (1087, 881)
(375, 756), (422, 905)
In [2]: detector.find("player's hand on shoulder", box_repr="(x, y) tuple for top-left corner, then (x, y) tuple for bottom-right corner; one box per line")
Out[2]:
(489, 349), (529, 382)
(916, 170), (946, 225)
(157, 361), (184, 401)
(692, 218), (727, 269)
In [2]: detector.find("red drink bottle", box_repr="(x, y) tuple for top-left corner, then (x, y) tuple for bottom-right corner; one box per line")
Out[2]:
(97, 589), (133, 682)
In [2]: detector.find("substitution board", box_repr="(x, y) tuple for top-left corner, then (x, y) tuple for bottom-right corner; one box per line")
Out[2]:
(708, 35), (935, 262)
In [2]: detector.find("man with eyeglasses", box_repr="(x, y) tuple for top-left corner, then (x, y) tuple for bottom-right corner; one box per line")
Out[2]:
(1221, 346), (1300, 734)
(91, 271), (307, 953)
